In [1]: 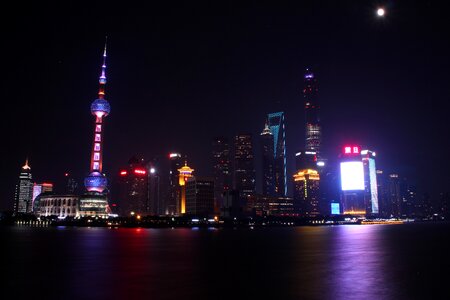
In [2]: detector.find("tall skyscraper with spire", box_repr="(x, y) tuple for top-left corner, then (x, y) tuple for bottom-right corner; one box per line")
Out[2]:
(260, 120), (275, 196)
(13, 158), (33, 214)
(80, 40), (111, 217)
(267, 112), (287, 196)
(303, 69), (321, 154)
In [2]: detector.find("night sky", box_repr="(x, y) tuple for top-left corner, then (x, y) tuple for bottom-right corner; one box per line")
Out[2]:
(1, 1), (449, 211)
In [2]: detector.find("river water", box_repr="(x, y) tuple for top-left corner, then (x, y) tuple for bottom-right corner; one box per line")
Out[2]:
(2, 222), (449, 299)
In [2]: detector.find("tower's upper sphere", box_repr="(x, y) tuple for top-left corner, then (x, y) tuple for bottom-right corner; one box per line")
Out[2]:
(91, 99), (111, 117)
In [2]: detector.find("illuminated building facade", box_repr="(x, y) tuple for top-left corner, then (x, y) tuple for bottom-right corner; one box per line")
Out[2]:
(14, 159), (33, 214)
(117, 156), (149, 216)
(361, 150), (379, 215)
(260, 121), (275, 196)
(185, 177), (215, 216)
(178, 162), (194, 214)
(340, 145), (366, 216)
(36, 195), (79, 218)
(387, 173), (402, 218)
(31, 182), (53, 212)
(293, 169), (320, 216)
(167, 153), (182, 215)
(303, 69), (321, 154)
(212, 137), (231, 212)
(267, 112), (287, 196)
(247, 195), (294, 216)
(234, 134), (256, 197)
(81, 41), (111, 217)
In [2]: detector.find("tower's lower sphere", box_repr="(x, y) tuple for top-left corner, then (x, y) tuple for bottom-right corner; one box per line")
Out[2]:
(91, 99), (111, 116)
(84, 171), (108, 192)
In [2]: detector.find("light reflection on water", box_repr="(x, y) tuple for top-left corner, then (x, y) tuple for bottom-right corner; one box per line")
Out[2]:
(2, 223), (450, 299)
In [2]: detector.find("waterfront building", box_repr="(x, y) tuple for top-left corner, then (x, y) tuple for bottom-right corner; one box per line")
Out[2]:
(36, 194), (80, 218)
(234, 134), (256, 197)
(185, 177), (215, 216)
(167, 153), (183, 215)
(293, 169), (320, 216)
(247, 195), (294, 216)
(339, 145), (366, 216)
(116, 156), (149, 216)
(14, 159), (33, 215)
(212, 137), (231, 212)
(178, 161), (194, 214)
(361, 149), (379, 216)
(31, 182), (53, 212)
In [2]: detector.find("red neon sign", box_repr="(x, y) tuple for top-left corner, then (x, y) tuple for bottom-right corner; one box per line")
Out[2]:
(343, 145), (360, 155)
(120, 171), (127, 176)
(134, 169), (146, 175)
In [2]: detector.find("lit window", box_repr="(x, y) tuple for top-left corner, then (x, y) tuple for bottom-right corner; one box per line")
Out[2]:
(96, 125), (102, 132)
(95, 134), (101, 141)
(94, 143), (101, 151)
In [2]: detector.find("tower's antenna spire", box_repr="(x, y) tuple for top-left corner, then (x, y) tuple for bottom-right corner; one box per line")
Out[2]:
(98, 36), (108, 99)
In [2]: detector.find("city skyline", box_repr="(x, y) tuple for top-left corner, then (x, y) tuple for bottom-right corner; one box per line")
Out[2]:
(1, 1), (449, 211)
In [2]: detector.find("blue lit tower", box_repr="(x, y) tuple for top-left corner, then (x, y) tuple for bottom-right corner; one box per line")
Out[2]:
(303, 69), (321, 154)
(84, 41), (111, 194)
(267, 112), (287, 196)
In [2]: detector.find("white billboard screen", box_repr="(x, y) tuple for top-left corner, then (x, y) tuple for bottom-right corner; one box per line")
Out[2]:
(340, 161), (365, 191)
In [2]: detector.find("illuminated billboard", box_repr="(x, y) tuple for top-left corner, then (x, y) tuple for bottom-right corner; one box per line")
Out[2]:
(340, 161), (365, 191)
(331, 203), (340, 215)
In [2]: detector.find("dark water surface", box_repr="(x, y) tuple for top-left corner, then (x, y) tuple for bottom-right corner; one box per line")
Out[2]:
(2, 223), (450, 299)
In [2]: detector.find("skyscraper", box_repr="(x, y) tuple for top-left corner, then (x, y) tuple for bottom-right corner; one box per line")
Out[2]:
(361, 149), (379, 215)
(185, 177), (215, 216)
(340, 145), (366, 216)
(293, 169), (320, 216)
(267, 112), (287, 196)
(212, 137), (231, 212)
(13, 159), (33, 215)
(260, 121), (275, 196)
(386, 174), (401, 218)
(234, 134), (256, 197)
(303, 68), (321, 154)
(148, 164), (161, 215)
(167, 153), (183, 215)
(178, 161), (194, 215)
(117, 156), (149, 216)
(80, 40), (111, 217)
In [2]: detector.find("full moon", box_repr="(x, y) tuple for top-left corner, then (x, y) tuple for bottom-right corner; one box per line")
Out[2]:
(377, 8), (385, 16)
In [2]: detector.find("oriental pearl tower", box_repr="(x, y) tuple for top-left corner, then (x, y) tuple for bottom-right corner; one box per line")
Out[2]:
(80, 40), (111, 217)
(84, 40), (110, 193)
